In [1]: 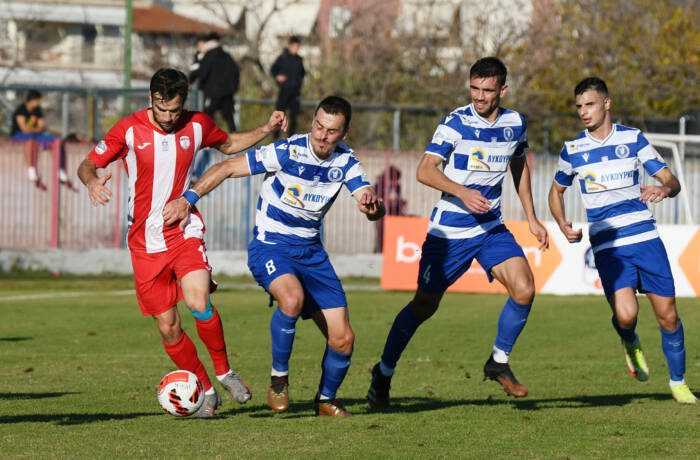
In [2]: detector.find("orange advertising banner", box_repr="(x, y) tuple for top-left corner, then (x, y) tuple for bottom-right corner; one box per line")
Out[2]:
(380, 216), (562, 293)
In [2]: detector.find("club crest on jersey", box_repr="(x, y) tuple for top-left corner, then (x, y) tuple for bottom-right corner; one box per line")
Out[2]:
(179, 136), (191, 150)
(503, 127), (514, 141)
(282, 184), (305, 208)
(468, 148), (490, 171)
(582, 171), (607, 192)
(615, 144), (630, 159)
(327, 167), (343, 182)
(95, 140), (107, 155)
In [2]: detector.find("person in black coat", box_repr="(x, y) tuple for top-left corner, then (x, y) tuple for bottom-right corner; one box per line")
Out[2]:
(271, 36), (305, 138)
(189, 32), (239, 133)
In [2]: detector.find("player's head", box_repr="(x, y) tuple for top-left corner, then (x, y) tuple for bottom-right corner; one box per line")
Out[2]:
(469, 57), (508, 119)
(287, 35), (301, 55)
(574, 77), (611, 131)
(25, 89), (42, 110)
(149, 68), (188, 133)
(310, 96), (351, 158)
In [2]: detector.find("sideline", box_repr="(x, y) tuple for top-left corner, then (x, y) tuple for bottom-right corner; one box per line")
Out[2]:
(0, 283), (383, 302)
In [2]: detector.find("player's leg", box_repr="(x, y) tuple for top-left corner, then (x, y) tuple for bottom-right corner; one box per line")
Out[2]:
(647, 294), (696, 403)
(175, 239), (251, 404)
(596, 246), (649, 381)
(313, 307), (353, 417)
(154, 306), (220, 417)
(369, 234), (470, 409)
(638, 238), (695, 402)
(487, 255), (533, 397)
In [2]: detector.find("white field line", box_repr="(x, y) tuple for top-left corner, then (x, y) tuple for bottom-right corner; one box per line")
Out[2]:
(0, 283), (382, 302)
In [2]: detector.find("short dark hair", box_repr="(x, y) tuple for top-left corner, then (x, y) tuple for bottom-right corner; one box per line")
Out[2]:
(150, 68), (189, 103)
(288, 35), (301, 45)
(25, 89), (42, 102)
(315, 96), (352, 131)
(203, 31), (221, 42)
(574, 77), (609, 97)
(470, 57), (508, 86)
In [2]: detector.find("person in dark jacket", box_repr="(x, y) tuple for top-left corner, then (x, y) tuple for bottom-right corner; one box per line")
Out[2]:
(189, 32), (239, 133)
(271, 36), (305, 138)
(189, 32), (240, 183)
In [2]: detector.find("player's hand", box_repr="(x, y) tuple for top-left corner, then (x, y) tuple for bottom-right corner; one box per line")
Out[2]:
(640, 185), (670, 203)
(458, 188), (491, 214)
(264, 111), (287, 134)
(87, 172), (112, 206)
(529, 219), (549, 250)
(560, 221), (583, 243)
(163, 196), (191, 229)
(357, 188), (384, 219)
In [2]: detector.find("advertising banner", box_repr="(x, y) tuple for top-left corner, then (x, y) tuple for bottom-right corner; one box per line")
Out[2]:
(381, 216), (699, 297)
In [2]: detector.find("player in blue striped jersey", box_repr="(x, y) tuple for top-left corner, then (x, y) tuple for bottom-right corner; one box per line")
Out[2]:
(164, 96), (385, 416)
(549, 77), (696, 404)
(368, 57), (549, 408)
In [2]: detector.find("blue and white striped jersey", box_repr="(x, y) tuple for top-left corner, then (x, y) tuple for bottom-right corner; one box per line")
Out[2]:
(554, 124), (667, 253)
(245, 134), (371, 244)
(425, 103), (528, 239)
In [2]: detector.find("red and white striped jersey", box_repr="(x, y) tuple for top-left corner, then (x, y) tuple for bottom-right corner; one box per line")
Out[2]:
(88, 109), (228, 253)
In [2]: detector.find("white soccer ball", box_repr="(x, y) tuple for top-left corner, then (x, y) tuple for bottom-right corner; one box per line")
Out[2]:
(157, 370), (204, 417)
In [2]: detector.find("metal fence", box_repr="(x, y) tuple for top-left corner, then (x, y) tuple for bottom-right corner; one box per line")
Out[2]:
(1, 137), (698, 254)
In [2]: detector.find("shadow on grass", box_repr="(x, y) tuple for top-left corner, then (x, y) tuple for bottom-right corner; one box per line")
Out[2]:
(0, 392), (79, 400)
(221, 393), (676, 418)
(0, 412), (160, 426)
(0, 336), (32, 342)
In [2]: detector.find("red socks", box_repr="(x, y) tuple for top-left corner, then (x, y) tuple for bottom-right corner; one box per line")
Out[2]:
(163, 332), (213, 391)
(195, 307), (231, 376)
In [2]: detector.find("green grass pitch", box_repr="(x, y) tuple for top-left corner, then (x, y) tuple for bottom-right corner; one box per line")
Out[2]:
(1, 275), (699, 458)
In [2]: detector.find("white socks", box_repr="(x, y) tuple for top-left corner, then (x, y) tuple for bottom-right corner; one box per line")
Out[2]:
(492, 346), (509, 364)
(271, 367), (289, 377)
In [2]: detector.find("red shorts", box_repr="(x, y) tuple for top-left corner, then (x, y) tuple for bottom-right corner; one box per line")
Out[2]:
(130, 238), (211, 316)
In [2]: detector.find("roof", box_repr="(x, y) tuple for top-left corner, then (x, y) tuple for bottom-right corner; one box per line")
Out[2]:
(0, 1), (124, 25)
(133, 4), (229, 35)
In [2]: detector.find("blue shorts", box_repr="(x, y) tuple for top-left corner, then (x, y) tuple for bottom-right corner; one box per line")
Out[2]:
(417, 225), (525, 293)
(11, 132), (58, 148)
(248, 239), (347, 319)
(594, 237), (675, 298)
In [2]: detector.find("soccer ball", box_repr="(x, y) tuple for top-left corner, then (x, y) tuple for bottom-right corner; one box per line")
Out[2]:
(157, 370), (204, 417)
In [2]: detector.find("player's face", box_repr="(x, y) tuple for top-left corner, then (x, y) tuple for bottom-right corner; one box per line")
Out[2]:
(26, 98), (41, 111)
(575, 90), (610, 131)
(469, 77), (506, 120)
(150, 94), (184, 132)
(310, 108), (346, 158)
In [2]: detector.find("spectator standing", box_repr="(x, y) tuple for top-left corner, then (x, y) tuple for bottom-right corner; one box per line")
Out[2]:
(189, 32), (239, 133)
(271, 36), (305, 138)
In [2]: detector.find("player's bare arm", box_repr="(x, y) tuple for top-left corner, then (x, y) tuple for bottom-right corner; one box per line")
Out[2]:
(77, 157), (112, 206)
(216, 111), (287, 155)
(162, 154), (251, 227)
(354, 186), (385, 221)
(416, 154), (490, 214)
(640, 167), (681, 203)
(548, 181), (582, 243)
(510, 153), (548, 249)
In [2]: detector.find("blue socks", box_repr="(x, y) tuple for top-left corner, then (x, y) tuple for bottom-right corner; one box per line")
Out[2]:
(270, 308), (298, 374)
(319, 346), (351, 400)
(611, 315), (638, 344)
(661, 320), (686, 382)
(380, 304), (424, 372)
(494, 298), (531, 353)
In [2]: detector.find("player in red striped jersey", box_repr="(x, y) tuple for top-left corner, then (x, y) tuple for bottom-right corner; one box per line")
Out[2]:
(77, 68), (287, 417)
